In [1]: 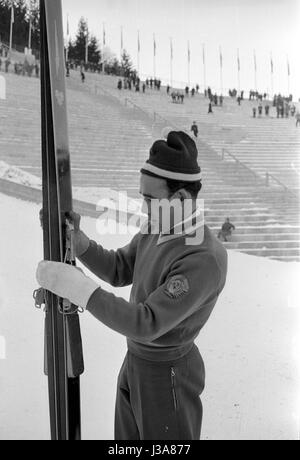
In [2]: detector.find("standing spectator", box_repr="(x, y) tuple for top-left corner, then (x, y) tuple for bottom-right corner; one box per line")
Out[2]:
(167, 85), (170, 95)
(219, 95), (224, 106)
(296, 112), (300, 127)
(180, 94), (185, 104)
(185, 86), (189, 96)
(196, 84), (200, 93)
(5, 59), (10, 73)
(81, 70), (85, 83)
(285, 103), (290, 118)
(265, 105), (270, 116)
(117, 79), (122, 90)
(191, 88), (196, 97)
(191, 121), (199, 138)
(218, 218), (236, 242)
(208, 102), (213, 114)
(253, 108), (257, 118)
(142, 83), (146, 93)
(276, 105), (280, 118)
(258, 103), (263, 117)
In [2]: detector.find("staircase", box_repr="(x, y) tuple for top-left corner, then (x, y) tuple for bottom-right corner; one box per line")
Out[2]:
(0, 70), (299, 261)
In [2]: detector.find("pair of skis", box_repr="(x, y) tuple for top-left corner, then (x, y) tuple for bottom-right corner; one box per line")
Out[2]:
(37, 0), (84, 440)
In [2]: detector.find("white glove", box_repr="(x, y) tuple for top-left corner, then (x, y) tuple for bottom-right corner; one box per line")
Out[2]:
(36, 261), (99, 310)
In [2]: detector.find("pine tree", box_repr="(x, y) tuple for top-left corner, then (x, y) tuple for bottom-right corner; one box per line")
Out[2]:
(68, 17), (88, 64)
(120, 50), (133, 78)
(88, 35), (100, 65)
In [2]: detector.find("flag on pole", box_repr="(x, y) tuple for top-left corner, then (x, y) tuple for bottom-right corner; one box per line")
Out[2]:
(11, 5), (14, 24)
(170, 38), (173, 61)
(287, 57), (290, 76)
(103, 24), (106, 46)
(202, 44), (205, 65)
(138, 30), (140, 53)
(85, 30), (89, 63)
(219, 46), (223, 68)
(270, 54), (274, 74)
(237, 49), (240, 72)
(153, 34), (156, 57)
(254, 50), (257, 72)
(188, 41), (191, 63)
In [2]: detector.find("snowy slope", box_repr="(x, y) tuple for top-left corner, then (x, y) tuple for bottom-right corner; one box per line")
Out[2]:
(0, 193), (299, 440)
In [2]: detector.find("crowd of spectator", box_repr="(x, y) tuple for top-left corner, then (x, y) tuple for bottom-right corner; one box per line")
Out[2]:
(117, 74), (143, 92)
(0, 55), (39, 78)
(249, 90), (268, 101)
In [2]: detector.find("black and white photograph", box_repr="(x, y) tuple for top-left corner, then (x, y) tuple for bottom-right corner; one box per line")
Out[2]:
(0, 0), (299, 443)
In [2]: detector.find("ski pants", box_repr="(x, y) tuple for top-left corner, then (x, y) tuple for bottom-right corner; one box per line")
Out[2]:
(114, 344), (205, 440)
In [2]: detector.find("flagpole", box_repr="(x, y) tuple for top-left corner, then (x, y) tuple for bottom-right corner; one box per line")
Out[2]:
(153, 34), (156, 79)
(28, 17), (32, 50)
(170, 37), (173, 87)
(187, 40), (191, 88)
(137, 30), (140, 75)
(270, 52), (274, 97)
(219, 46), (223, 95)
(287, 55), (290, 96)
(237, 48), (240, 93)
(85, 30), (89, 64)
(9, 4), (14, 54)
(121, 26), (123, 60)
(202, 44), (206, 93)
(102, 23), (106, 74)
(254, 50), (257, 92)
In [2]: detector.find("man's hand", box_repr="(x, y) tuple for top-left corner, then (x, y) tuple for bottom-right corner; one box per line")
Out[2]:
(39, 209), (90, 257)
(36, 261), (99, 309)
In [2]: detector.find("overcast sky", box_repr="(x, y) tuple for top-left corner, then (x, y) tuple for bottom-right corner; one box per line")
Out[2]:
(62, 0), (300, 98)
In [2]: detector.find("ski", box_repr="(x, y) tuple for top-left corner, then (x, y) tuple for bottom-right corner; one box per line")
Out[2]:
(39, 0), (84, 441)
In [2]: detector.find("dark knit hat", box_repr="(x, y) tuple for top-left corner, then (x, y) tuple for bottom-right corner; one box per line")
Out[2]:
(141, 131), (201, 182)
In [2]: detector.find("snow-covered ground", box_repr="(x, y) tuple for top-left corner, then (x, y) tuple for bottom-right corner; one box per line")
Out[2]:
(0, 193), (299, 440)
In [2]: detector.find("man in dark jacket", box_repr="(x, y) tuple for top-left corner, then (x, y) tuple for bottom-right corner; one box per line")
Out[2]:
(37, 132), (228, 441)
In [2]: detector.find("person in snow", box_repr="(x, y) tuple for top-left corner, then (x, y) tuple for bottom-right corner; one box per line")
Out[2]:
(36, 131), (228, 441)
(218, 218), (236, 242)
(191, 121), (199, 138)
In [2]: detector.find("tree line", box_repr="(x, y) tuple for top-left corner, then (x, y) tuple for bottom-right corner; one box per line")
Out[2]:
(0, 1), (138, 78)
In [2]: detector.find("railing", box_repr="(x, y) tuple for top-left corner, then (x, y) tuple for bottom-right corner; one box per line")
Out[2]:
(265, 172), (298, 198)
(125, 98), (151, 119)
(222, 148), (261, 184)
(222, 148), (298, 199)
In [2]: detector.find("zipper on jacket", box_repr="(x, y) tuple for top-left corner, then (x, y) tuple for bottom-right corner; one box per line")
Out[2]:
(171, 367), (178, 412)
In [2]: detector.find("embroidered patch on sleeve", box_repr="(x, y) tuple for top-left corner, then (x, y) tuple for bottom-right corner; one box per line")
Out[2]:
(165, 275), (190, 299)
